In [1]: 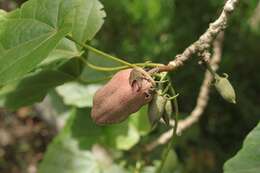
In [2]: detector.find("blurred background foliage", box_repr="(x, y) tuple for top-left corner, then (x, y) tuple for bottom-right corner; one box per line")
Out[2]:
(0, 0), (259, 173)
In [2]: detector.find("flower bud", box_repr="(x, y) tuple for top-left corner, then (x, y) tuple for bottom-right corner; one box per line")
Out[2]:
(91, 69), (155, 125)
(148, 93), (167, 128)
(214, 73), (236, 104)
(162, 100), (172, 126)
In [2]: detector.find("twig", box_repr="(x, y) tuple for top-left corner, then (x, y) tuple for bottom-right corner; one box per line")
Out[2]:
(157, 0), (238, 72)
(175, 32), (224, 134)
(144, 0), (239, 152)
(145, 32), (225, 152)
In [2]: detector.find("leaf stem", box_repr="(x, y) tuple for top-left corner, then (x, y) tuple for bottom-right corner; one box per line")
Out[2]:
(79, 57), (127, 71)
(66, 35), (135, 68)
(79, 56), (164, 72)
(203, 60), (216, 78)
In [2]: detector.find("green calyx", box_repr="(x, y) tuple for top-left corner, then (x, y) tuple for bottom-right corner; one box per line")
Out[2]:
(147, 72), (179, 128)
(162, 100), (172, 126)
(148, 92), (167, 128)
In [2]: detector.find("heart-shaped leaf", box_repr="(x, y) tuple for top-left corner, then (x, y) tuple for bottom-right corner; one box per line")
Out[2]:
(224, 121), (260, 173)
(39, 108), (127, 173)
(0, 69), (75, 109)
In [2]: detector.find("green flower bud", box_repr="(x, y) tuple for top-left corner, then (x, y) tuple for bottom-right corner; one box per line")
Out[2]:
(214, 73), (236, 104)
(148, 93), (167, 128)
(162, 100), (172, 126)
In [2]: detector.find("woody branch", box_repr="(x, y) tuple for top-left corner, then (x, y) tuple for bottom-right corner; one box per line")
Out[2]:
(157, 0), (238, 73)
(146, 32), (225, 152)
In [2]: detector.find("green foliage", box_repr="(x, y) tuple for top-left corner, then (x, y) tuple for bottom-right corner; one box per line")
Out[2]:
(0, 57), (85, 109)
(38, 107), (152, 172)
(72, 0), (106, 43)
(130, 106), (151, 136)
(56, 82), (101, 108)
(102, 120), (140, 151)
(0, 18), (69, 85)
(39, 38), (80, 67)
(224, 121), (260, 173)
(38, 107), (177, 172)
(0, 0), (78, 85)
(0, 0), (259, 173)
(161, 150), (180, 173)
(0, 0), (106, 108)
(39, 108), (127, 173)
(0, 69), (75, 109)
(0, 0), (106, 84)
(0, 9), (6, 20)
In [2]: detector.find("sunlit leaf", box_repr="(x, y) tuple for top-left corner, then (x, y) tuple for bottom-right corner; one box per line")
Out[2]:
(0, 0), (106, 86)
(103, 121), (140, 150)
(224, 121), (260, 173)
(130, 106), (151, 136)
(0, 70), (75, 109)
(0, 19), (70, 85)
(39, 108), (127, 173)
(72, 0), (106, 43)
(56, 82), (101, 108)
(0, 0), (77, 85)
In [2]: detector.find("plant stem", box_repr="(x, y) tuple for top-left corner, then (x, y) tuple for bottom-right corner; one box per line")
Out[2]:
(66, 35), (135, 68)
(79, 57), (127, 71)
(79, 56), (163, 72)
(203, 61), (216, 77)
(137, 62), (164, 68)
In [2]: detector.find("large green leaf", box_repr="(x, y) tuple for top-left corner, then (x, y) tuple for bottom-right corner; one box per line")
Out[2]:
(0, 10), (7, 53)
(224, 121), (260, 173)
(0, 0), (77, 85)
(130, 106), (151, 136)
(0, 9), (7, 21)
(72, 0), (106, 43)
(0, 19), (70, 85)
(103, 120), (140, 150)
(17, 0), (76, 28)
(161, 150), (180, 173)
(17, 0), (106, 43)
(0, 57), (85, 109)
(38, 0), (106, 68)
(0, 0), (106, 86)
(56, 82), (102, 108)
(33, 0), (106, 68)
(39, 38), (81, 67)
(58, 58), (85, 78)
(39, 108), (127, 173)
(39, 107), (149, 172)
(0, 69), (75, 109)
